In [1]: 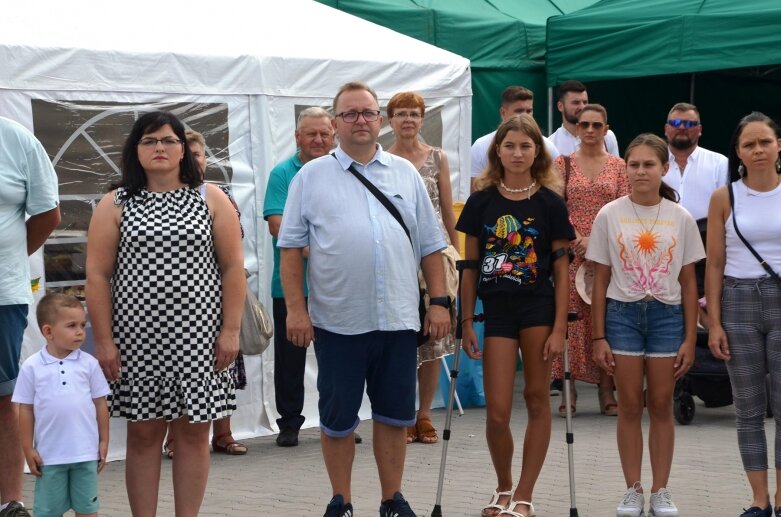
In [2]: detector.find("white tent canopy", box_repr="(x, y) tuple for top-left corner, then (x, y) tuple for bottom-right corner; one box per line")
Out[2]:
(1, 0), (472, 460)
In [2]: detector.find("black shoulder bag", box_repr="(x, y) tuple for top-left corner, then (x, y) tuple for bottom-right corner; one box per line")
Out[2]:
(331, 154), (428, 345)
(728, 182), (781, 284)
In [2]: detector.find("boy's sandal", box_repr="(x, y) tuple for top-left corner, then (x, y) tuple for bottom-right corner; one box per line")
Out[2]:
(415, 416), (438, 444)
(499, 500), (535, 517)
(481, 489), (514, 517)
(163, 439), (174, 459)
(211, 432), (248, 455)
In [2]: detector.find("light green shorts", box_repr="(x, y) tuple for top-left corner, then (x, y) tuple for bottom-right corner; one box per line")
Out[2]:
(34, 460), (99, 517)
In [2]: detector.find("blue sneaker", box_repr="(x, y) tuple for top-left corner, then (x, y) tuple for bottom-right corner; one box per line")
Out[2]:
(379, 492), (416, 517)
(739, 504), (771, 517)
(323, 495), (353, 517)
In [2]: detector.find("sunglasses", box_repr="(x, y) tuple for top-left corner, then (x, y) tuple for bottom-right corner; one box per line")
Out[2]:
(667, 119), (700, 129)
(577, 121), (605, 130)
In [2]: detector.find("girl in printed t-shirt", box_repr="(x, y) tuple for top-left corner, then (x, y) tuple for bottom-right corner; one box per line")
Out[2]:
(588, 134), (704, 517)
(456, 114), (574, 517)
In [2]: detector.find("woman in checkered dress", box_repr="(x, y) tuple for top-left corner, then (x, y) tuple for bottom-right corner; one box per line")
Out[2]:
(85, 111), (245, 516)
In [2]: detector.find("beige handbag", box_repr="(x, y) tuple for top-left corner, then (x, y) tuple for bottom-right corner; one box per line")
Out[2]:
(239, 273), (273, 356)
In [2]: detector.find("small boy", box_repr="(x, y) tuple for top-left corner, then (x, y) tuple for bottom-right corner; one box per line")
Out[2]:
(12, 293), (110, 517)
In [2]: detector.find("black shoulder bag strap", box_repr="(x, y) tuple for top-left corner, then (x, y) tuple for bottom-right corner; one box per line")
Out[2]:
(563, 156), (572, 202)
(728, 182), (781, 283)
(331, 153), (413, 248)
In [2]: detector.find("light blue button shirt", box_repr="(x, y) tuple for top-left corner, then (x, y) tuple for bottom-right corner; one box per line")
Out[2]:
(278, 145), (446, 335)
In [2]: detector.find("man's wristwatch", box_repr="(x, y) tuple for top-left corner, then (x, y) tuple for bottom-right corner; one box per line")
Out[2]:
(428, 296), (451, 309)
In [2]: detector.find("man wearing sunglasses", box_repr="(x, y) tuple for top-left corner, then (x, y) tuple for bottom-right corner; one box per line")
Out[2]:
(550, 79), (620, 157)
(278, 81), (450, 517)
(470, 85), (560, 192)
(662, 102), (728, 221)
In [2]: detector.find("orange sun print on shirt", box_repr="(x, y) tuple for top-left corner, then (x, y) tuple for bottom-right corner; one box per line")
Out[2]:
(633, 230), (660, 255)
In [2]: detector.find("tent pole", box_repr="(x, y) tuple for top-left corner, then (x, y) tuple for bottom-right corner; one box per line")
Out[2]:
(547, 87), (553, 136)
(689, 74), (696, 104)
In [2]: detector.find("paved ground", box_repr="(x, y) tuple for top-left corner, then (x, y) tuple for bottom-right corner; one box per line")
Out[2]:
(24, 376), (771, 516)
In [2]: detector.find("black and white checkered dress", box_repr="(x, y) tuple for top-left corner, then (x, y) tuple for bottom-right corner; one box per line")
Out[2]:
(109, 186), (236, 422)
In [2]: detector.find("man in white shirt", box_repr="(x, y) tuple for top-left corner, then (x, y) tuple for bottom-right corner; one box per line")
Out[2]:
(470, 85), (559, 191)
(662, 102), (728, 221)
(549, 80), (620, 157)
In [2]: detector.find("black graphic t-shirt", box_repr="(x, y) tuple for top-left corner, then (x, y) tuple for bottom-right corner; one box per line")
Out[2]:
(456, 186), (574, 299)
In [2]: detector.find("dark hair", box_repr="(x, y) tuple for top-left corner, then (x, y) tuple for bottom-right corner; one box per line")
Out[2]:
(578, 103), (608, 123)
(557, 80), (587, 101)
(501, 86), (533, 107)
(624, 133), (679, 202)
(727, 111), (781, 182)
(36, 293), (83, 331)
(113, 111), (202, 196)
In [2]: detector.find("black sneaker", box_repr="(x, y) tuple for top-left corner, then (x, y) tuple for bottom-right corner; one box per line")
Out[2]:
(0, 502), (31, 517)
(379, 492), (416, 517)
(276, 427), (299, 447)
(740, 504), (771, 517)
(550, 378), (563, 394)
(323, 495), (353, 517)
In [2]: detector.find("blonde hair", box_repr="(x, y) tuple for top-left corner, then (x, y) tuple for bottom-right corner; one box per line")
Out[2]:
(474, 114), (562, 192)
(185, 129), (205, 147)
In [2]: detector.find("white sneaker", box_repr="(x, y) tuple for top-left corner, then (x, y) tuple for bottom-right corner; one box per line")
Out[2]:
(648, 488), (679, 516)
(617, 482), (645, 517)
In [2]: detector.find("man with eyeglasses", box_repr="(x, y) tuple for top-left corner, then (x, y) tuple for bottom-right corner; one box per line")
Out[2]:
(662, 102), (728, 221)
(263, 107), (340, 449)
(549, 79), (620, 157)
(278, 81), (450, 517)
(470, 85), (560, 191)
(0, 116), (60, 517)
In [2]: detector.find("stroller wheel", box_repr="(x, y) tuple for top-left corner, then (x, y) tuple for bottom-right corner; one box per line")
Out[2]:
(674, 393), (695, 425)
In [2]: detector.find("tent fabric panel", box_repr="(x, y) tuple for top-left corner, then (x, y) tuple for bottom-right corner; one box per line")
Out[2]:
(546, 0), (781, 85)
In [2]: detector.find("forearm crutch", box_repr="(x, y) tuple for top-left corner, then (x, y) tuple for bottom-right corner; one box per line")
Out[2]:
(431, 259), (481, 517)
(563, 310), (583, 517)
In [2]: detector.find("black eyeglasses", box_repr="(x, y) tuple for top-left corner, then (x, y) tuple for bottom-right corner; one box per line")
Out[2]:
(335, 110), (381, 123)
(577, 121), (605, 130)
(667, 119), (700, 129)
(138, 137), (183, 149)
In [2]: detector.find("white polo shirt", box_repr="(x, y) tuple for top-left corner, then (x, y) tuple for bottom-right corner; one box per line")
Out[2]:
(663, 146), (728, 221)
(12, 347), (110, 465)
(470, 130), (560, 178)
(549, 125), (620, 157)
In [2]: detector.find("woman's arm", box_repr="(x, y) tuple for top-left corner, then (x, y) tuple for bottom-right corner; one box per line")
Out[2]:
(207, 184), (246, 371)
(436, 151), (461, 250)
(460, 235), (481, 359)
(674, 263), (698, 380)
(85, 193), (121, 381)
(591, 262), (614, 375)
(705, 186), (730, 360)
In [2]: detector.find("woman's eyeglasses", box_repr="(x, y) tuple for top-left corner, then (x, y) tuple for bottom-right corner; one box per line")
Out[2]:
(667, 119), (700, 129)
(577, 121), (605, 130)
(137, 137), (183, 149)
(393, 111), (422, 119)
(335, 110), (381, 123)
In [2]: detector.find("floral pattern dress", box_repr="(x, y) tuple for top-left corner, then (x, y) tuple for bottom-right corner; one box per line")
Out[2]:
(551, 154), (629, 384)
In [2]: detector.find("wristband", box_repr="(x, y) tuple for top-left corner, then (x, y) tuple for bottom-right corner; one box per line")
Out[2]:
(462, 316), (474, 324)
(592, 336), (606, 341)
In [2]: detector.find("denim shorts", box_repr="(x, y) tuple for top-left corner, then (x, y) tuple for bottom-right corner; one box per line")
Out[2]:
(482, 295), (555, 339)
(313, 328), (417, 437)
(0, 304), (28, 396)
(605, 298), (684, 357)
(34, 460), (99, 517)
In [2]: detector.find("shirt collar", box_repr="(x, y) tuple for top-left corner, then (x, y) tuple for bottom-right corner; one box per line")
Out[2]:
(333, 144), (389, 170)
(39, 346), (81, 364)
(292, 152), (304, 168)
(668, 145), (701, 166)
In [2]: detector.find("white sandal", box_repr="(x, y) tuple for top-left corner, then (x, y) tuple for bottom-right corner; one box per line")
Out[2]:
(480, 488), (514, 517)
(499, 500), (535, 517)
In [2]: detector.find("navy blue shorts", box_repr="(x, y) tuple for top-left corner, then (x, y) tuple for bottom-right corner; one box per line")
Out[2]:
(313, 328), (417, 437)
(0, 304), (28, 396)
(482, 296), (555, 339)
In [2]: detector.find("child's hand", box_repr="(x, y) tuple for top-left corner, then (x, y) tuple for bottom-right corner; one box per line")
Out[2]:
(543, 330), (565, 361)
(674, 341), (695, 381)
(24, 449), (43, 477)
(461, 325), (482, 359)
(592, 338), (615, 375)
(98, 441), (108, 473)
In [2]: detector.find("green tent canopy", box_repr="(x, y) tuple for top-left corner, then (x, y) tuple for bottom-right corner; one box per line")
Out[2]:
(317, 0), (599, 140)
(546, 0), (781, 85)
